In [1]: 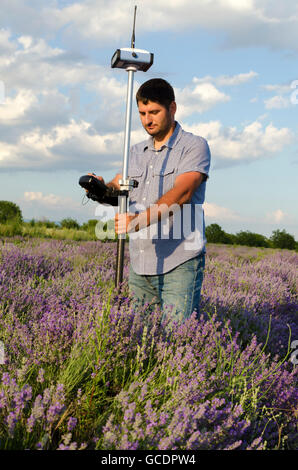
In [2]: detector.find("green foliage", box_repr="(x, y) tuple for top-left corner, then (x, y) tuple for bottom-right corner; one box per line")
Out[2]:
(0, 221), (23, 237)
(60, 218), (80, 230)
(234, 230), (269, 248)
(0, 201), (23, 224)
(35, 219), (59, 228)
(270, 229), (296, 250)
(81, 219), (98, 231)
(206, 224), (296, 250)
(205, 224), (231, 244)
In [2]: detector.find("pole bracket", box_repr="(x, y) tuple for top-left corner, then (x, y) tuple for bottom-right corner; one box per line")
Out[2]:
(119, 178), (139, 192)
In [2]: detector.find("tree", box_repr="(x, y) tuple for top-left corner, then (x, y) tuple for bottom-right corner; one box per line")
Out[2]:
(205, 224), (231, 244)
(81, 219), (98, 231)
(0, 201), (23, 224)
(60, 218), (80, 230)
(36, 218), (58, 228)
(234, 230), (269, 248)
(270, 229), (296, 250)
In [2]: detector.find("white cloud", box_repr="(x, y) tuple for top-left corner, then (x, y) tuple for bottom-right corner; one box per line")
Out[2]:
(183, 119), (293, 164)
(0, 28), (17, 58)
(0, 90), (38, 122)
(0, 1), (297, 52)
(23, 191), (81, 210)
(175, 81), (230, 119)
(264, 95), (290, 109)
(262, 82), (293, 109)
(52, 1), (298, 51)
(174, 71), (258, 119)
(194, 71), (258, 87)
(262, 83), (292, 94)
(203, 202), (240, 220)
(0, 112), (147, 171)
(0, 28), (114, 96)
(266, 209), (288, 223)
(0, 7), (295, 173)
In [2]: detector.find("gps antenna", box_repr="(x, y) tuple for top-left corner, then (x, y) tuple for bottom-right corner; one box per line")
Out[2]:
(131, 5), (137, 49)
(111, 6), (154, 289)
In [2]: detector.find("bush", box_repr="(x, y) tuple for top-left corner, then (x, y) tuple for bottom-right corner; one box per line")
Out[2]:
(35, 219), (59, 229)
(234, 230), (269, 248)
(60, 218), (80, 230)
(270, 229), (296, 250)
(0, 221), (23, 237)
(205, 224), (231, 244)
(81, 219), (98, 232)
(0, 201), (23, 224)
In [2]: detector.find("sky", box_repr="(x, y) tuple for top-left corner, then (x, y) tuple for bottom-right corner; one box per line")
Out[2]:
(0, 0), (297, 239)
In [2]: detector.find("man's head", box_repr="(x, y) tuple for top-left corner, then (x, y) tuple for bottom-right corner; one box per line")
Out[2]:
(136, 78), (176, 140)
(136, 78), (175, 110)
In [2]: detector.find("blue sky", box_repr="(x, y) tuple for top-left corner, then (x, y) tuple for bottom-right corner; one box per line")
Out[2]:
(0, 0), (297, 238)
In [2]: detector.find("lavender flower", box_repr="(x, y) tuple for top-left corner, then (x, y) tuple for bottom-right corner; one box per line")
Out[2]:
(0, 239), (297, 450)
(67, 417), (77, 432)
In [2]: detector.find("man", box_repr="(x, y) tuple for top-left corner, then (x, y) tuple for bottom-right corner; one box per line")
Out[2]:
(94, 78), (211, 322)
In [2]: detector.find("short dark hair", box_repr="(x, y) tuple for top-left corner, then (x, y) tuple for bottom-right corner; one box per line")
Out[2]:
(136, 78), (175, 110)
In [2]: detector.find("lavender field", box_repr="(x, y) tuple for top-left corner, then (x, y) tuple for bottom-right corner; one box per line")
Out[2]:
(0, 238), (297, 450)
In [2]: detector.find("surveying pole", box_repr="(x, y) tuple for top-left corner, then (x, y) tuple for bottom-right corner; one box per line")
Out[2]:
(111, 6), (154, 288)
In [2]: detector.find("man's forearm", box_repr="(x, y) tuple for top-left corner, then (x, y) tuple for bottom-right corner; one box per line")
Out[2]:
(117, 172), (205, 235)
(131, 184), (191, 232)
(106, 173), (122, 191)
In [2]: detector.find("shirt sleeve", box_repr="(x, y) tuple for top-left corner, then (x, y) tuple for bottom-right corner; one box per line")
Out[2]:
(176, 135), (211, 179)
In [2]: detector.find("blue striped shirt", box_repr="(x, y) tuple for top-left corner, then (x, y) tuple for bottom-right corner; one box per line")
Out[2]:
(128, 121), (211, 275)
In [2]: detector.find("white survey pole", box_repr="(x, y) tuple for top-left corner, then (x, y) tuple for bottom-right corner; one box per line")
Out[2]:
(122, 67), (136, 181)
(111, 6), (154, 288)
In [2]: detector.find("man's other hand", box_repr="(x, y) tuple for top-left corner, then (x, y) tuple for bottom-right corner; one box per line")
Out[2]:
(115, 212), (138, 234)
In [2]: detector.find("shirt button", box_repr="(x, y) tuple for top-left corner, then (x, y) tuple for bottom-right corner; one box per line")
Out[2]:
(150, 165), (153, 169)
(142, 197), (146, 201)
(146, 181), (149, 184)
(140, 249), (144, 253)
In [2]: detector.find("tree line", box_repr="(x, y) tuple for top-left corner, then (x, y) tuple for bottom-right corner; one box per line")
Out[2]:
(0, 200), (297, 250)
(205, 223), (297, 250)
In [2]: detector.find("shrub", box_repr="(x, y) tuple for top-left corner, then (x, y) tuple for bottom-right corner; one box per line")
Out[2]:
(0, 222), (23, 237)
(35, 219), (59, 229)
(205, 224), (231, 244)
(0, 201), (23, 224)
(60, 218), (80, 230)
(81, 219), (98, 232)
(234, 230), (269, 248)
(270, 229), (296, 250)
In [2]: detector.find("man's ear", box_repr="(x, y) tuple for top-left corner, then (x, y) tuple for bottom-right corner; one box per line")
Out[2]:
(170, 101), (177, 116)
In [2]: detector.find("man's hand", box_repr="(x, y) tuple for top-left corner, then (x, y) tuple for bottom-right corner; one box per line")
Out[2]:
(115, 212), (138, 234)
(87, 173), (122, 190)
(115, 172), (206, 234)
(84, 173), (105, 195)
(87, 173), (105, 184)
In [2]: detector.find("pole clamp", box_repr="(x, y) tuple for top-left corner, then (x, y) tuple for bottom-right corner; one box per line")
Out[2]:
(119, 178), (139, 191)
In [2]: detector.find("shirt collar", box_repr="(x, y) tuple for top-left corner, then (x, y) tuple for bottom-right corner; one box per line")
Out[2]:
(143, 121), (182, 152)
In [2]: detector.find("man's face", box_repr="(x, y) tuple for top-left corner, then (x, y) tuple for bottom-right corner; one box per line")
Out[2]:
(137, 100), (176, 138)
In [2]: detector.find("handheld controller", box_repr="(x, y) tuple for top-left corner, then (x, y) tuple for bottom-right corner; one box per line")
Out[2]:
(79, 174), (120, 206)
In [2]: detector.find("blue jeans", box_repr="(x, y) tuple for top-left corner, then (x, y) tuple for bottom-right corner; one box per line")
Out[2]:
(128, 253), (205, 323)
